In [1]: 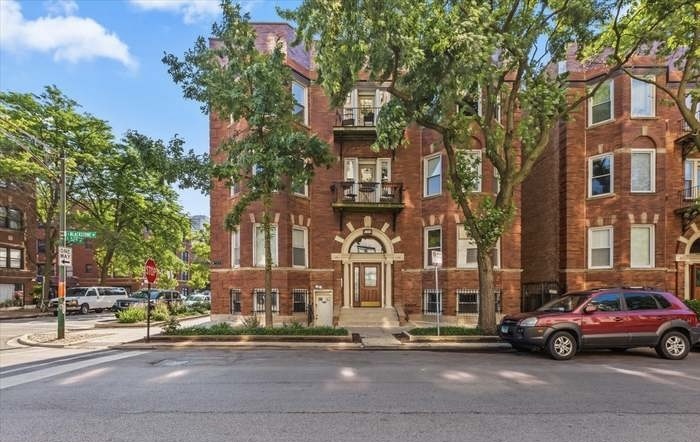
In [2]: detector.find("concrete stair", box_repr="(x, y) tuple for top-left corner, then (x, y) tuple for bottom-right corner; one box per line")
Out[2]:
(338, 307), (400, 327)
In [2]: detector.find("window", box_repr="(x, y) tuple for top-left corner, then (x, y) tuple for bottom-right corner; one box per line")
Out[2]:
(350, 236), (384, 253)
(253, 224), (278, 267)
(424, 154), (442, 197)
(589, 293), (621, 311)
(425, 226), (442, 267)
(631, 77), (655, 117)
(292, 227), (307, 268)
(631, 149), (655, 193)
(292, 289), (308, 313)
(0, 248), (6, 268)
(456, 225), (500, 268)
(8, 209), (21, 230)
(253, 288), (279, 313)
(684, 159), (700, 198)
(588, 227), (613, 269)
(231, 230), (240, 268)
(652, 294), (671, 309)
(292, 81), (307, 125)
(37, 240), (46, 254)
(344, 158), (358, 181)
(624, 293), (660, 311)
(230, 180), (240, 197)
(456, 289), (478, 314)
(630, 225), (654, 268)
(589, 154), (613, 197)
(291, 179), (308, 197)
(230, 289), (241, 313)
(422, 289), (442, 315)
(589, 80), (614, 125)
(0, 207), (5, 228)
(457, 150), (482, 192)
(85, 264), (93, 273)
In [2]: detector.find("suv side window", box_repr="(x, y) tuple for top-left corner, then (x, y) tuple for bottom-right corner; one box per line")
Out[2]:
(86, 288), (97, 297)
(589, 293), (621, 311)
(98, 288), (109, 296)
(652, 294), (671, 309)
(624, 293), (660, 310)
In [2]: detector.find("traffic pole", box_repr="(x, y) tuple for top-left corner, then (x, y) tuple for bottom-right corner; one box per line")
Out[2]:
(57, 147), (66, 340)
(146, 282), (151, 343)
(435, 264), (440, 337)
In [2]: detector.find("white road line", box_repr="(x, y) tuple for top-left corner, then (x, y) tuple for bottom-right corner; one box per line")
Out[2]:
(0, 351), (148, 390)
(0, 350), (118, 376)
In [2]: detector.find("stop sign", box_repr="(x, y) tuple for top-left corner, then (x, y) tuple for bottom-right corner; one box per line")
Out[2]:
(144, 258), (158, 283)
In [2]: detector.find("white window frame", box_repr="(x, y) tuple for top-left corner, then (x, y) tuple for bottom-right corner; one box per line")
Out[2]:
(588, 226), (614, 269)
(292, 80), (308, 125)
(253, 223), (278, 267)
(588, 79), (614, 126)
(630, 148), (655, 193)
(630, 76), (656, 118)
(423, 153), (442, 197)
(344, 157), (358, 181)
(230, 180), (240, 197)
(456, 224), (500, 269)
(630, 224), (654, 269)
(291, 226), (308, 268)
(424, 226), (442, 268)
(231, 230), (240, 268)
(292, 180), (308, 197)
(377, 158), (391, 182)
(588, 153), (614, 198)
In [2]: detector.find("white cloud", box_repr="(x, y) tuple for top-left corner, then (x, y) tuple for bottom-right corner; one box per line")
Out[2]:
(129, 0), (220, 24)
(0, 0), (137, 70)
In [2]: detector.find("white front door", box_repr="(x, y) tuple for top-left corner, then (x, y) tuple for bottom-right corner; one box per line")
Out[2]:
(314, 290), (333, 327)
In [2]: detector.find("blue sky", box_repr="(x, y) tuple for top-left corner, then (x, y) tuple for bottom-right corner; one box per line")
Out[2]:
(0, 0), (301, 218)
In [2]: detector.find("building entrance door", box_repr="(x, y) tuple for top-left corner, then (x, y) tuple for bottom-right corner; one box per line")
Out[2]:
(314, 290), (333, 326)
(354, 263), (381, 307)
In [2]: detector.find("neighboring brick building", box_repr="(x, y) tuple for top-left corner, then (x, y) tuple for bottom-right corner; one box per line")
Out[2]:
(209, 23), (522, 325)
(522, 51), (699, 309)
(0, 181), (36, 305)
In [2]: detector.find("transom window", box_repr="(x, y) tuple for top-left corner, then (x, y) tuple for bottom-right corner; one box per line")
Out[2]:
(589, 80), (614, 125)
(350, 236), (384, 253)
(589, 154), (613, 197)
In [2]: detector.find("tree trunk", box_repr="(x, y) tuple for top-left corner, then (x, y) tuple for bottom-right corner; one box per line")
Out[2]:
(262, 206), (273, 328)
(99, 248), (115, 285)
(477, 248), (497, 335)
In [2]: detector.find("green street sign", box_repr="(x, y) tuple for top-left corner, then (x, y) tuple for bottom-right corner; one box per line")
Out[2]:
(65, 231), (97, 244)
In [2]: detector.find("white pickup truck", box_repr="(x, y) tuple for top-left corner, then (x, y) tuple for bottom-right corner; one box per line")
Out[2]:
(50, 287), (129, 315)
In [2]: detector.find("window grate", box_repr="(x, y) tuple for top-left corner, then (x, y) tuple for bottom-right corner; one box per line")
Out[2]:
(455, 289), (503, 314)
(422, 289), (442, 315)
(253, 288), (279, 313)
(230, 289), (241, 314)
(292, 288), (309, 313)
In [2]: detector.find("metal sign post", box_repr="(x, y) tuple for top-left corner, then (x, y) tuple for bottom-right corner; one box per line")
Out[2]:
(431, 251), (442, 336)
(144, 258), (158, 342)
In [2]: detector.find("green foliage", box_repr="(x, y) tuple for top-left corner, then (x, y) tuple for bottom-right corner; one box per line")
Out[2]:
(408, 327), (485, 336)
(165, 323), (348, 336)
(685, 300), (700, 319)
(241, 315), (261, 328)
(151, 303), (170, 321)
(188, 224), (211, 290)
(161, 316), (181, 334)
(163, 0), (333, 327)
(116, 306), (147, 323)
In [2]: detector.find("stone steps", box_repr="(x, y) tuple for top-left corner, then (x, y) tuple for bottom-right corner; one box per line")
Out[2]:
(338, 307), (400, 327)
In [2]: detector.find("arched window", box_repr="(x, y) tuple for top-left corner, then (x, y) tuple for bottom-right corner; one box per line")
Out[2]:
(350, 236), (385, 253)
(690, 238), (700, 254)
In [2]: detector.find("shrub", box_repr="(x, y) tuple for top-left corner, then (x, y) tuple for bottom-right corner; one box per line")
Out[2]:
(241, 315), (261, 328)
(408, 327), (485, 336)
(117, 306), (146, 323)
(161, 317), (181, 334)
(164, 324), (348, 336)
(151, 303), (170, 321)
(685, 300), (700, 319)
(169, 302), (188, 316)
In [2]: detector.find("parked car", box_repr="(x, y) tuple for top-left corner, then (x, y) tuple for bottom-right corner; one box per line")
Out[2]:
(111, 289), (182, 312)
(49, 287), (129, 315)
(499, 287), (700, 360)
(185, 293), (210, 306)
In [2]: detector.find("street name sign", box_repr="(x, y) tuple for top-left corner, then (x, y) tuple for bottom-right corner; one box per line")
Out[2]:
(65, 231), (96, 244)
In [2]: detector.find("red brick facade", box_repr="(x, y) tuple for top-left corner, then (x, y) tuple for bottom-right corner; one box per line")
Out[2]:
(0, 182), (37, 304)
(523, 52), (698, 304)
(209, 24), (522, 321)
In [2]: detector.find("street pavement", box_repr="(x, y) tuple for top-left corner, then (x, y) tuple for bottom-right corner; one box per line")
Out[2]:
(1, 348), (698, 442)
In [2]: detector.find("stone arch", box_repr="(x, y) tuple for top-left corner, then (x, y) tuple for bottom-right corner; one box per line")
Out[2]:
(631, 136), (657, 149)
(341, 227), (395, 255)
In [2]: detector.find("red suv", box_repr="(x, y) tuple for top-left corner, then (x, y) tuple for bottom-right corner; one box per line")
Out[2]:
(499, 288), (700, 360)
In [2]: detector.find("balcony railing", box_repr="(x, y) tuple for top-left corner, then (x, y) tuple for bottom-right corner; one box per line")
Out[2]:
(331, 181), (403, 206)
(336, 107), (381, 127)
(677, 185), (700, 229)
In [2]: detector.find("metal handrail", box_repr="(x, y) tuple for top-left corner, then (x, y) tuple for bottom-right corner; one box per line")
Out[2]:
(331, 181), (403, 205)
(335, 107), (381, 127)
(679, 185), (700, 207)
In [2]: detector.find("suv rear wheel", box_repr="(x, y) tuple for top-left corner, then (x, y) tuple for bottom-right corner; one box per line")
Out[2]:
(80, 303), (90, 315)
(655, 331), (690, 360)
(547, 331), (577, 360)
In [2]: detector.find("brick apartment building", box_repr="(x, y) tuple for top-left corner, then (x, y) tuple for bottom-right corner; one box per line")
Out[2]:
(522, 52), (700, 309)
(0, 181), (36, 305)
(209, 24), (522, 325)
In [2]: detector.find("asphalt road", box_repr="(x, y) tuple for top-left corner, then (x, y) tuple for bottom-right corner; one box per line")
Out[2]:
(0, 312), (115, 349)
(1, 348), (698, 442)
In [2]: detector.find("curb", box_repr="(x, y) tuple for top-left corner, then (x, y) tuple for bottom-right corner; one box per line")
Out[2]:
(17, 334), (89, 349)
(403, 332), (503, 343)
(147, 334), (353, 343)
(109, 341), (512, 352)
(0, 313), (52, 321)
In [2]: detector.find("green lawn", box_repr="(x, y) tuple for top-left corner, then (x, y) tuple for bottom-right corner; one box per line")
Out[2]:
(408, 326), (485, 336)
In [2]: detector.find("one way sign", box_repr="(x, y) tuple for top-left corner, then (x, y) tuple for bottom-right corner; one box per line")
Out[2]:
(58, 247), (72, 266)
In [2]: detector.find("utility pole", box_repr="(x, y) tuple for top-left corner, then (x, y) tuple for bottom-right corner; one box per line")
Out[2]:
(57, 147), (66, 339)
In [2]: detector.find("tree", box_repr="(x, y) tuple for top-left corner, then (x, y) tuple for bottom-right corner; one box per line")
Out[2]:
(163, 0), (333, 327)
(188, 224), (211, 291)
(0, 86), (113, 308)
(589, 0), (699, 149)
(285, 0), (647, 333)
(70, 130), (199, 285)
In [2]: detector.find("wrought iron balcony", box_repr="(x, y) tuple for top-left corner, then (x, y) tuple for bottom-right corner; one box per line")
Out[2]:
(333, 107), (381, 140)
(676, 185), (700, 230)
(331, 181), (404, 229)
